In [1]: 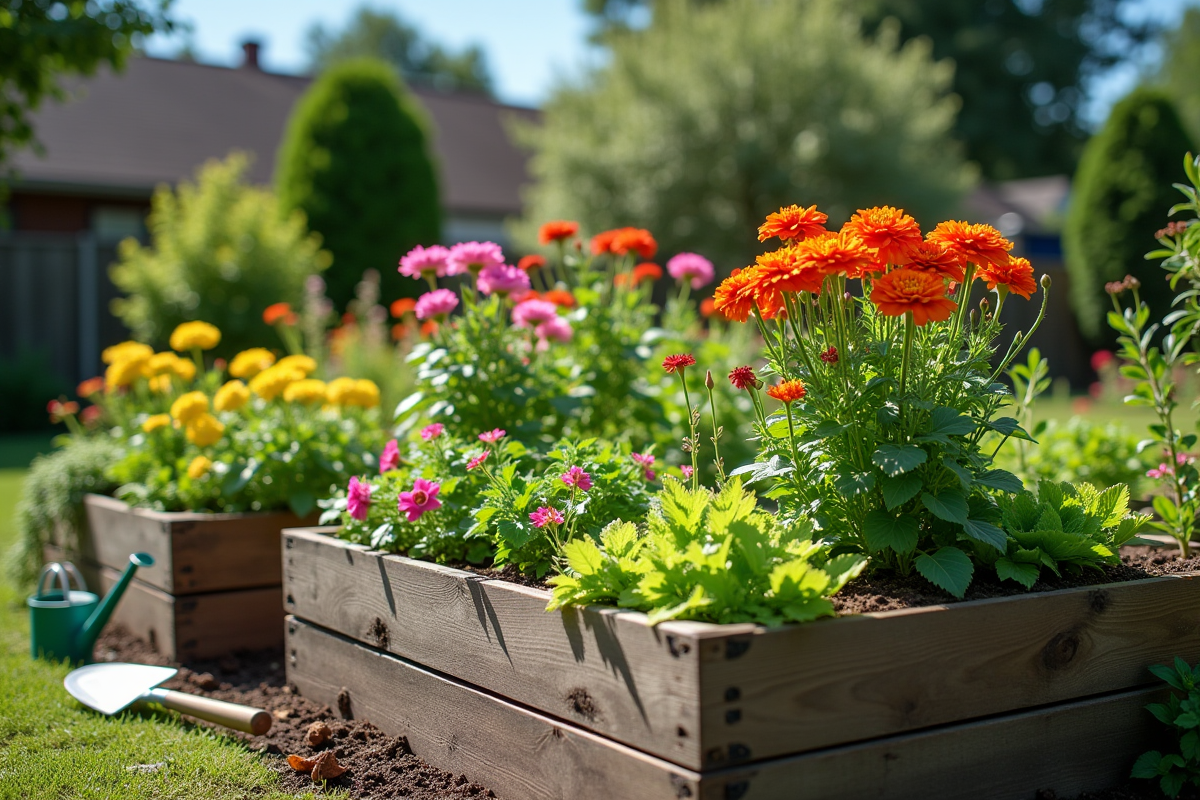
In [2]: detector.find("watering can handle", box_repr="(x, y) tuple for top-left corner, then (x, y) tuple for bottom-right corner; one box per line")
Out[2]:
(143, 688), (272, 735)
(36, 562), (88, 599)
(62, 563), (88, 593)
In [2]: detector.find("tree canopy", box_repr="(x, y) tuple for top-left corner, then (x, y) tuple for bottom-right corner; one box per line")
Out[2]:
(305, 5), (492, 96)
(276, 58), (440, 310)
(1156, 7), (1200, 143)
(0, 0), (173, 171)
(518, 0), (973, 271)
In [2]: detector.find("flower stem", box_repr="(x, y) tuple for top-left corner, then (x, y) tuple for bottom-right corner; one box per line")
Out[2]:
(679, 372), (699, 491)
(899, 311), (915, 428)
(706, 380), (726, 484)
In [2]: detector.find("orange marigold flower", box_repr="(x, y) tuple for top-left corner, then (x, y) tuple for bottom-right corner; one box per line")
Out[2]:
(512, 290), (542, 304)
(794, 230), (874, 280)
(263, 302), (297, 326)
(903, 242), (965, 283)
(926, 220), (1013, 270)
(538, 220), (579, 244)
(712, 267), (759, 323)
(390, 297), (417, 317)
(391, 323), (411, 342)
(758, 204), (828, 243)
(77, 377), (105, 397)
(611, 228), (657, 259)
(766, 379), (807, 404)
(590, 229), (621, 255)
(420, 320), (439, 337)
(842, 206), (923, 270)
(633, 262), (663, 282)
(543, 289), (577, 308)
(979, 256), (1038, 300)
(699, 297), (716, 318)
(870, 268), (958, 326)
(517, 254), (547, 271)
(750, 245), (823, 314)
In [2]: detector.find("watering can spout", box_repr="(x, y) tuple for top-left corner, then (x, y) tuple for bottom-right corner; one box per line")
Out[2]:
(79, 553), (154, 654)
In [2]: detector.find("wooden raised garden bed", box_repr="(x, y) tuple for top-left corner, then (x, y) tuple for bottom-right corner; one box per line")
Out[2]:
(283, 526), (1200, 799)
(45, 493), (310, 660)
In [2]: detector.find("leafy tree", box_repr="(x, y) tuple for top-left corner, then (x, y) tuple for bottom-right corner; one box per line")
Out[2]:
(306, 5), (492, 96)
(0, 0), (173, 171)
(276, 58), (440, 310)
(1063, 88), (1195, 344)
(517, 0), (972, 270)
(1156, 7), (1200, 143)
(110, 153), (330, 355)
(584, 0), (1162, 180)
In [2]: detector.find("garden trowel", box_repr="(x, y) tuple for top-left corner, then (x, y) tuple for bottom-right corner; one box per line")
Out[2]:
(64, 662), (272, 735)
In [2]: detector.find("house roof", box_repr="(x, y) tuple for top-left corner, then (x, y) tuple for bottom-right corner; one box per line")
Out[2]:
(962, 175), (1070, 237)
(9, 56), (537, 216)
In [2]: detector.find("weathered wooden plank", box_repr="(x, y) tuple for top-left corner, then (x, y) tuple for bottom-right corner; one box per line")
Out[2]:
(82, 493), (306, 594)
(282, 528), (703, 767)
(287, 616), (1166, 800)
(286, 617), (701, 800)
(696, 573), (1200, 768)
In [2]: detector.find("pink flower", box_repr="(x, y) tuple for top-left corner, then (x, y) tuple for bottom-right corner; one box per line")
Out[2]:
(467, 450), (491, 471)
(479, 428), (506, 444)
(399, 244), (451, 280)
(632, 452), (656, 481)
(561, 466), (592, 491)
(512, 299), (559, 328)
(397, 478), (442, 522)
(535, 315), (573, 344)
(415, 289), (459, 321)
(379, 439), (401, 474)
(420, 423), (445, 441)
(529, 506), (564, 528)
(1148, 463), (1172, 479)
(680, 465), (694, 479)
(477, 264), (531, 297)
(347, 476), (372, 521)
(447, 241), (505, 276)
(666, 252), (715, 289)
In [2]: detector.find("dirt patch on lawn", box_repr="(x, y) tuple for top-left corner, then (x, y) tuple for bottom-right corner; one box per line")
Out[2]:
(93, 627), (496, 799)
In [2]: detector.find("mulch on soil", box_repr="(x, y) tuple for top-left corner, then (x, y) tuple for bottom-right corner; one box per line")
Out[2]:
(93, 626), (496, 799)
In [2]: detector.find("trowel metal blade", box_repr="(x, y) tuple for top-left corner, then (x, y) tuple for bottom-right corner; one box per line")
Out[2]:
(64, 663), (178, 715)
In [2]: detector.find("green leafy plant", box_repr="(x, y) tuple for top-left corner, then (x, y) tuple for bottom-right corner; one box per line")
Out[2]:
(548, 476), (865, 625)
(991, 481), (1149, 588)
(1132, 657), (1200, 797)
(994, 417), (1150, 497)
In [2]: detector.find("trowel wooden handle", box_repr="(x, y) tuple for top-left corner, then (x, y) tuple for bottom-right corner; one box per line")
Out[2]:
(144, 688), (272, 735)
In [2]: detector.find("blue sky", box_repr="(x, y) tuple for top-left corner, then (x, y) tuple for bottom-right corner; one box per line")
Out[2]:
(144, 0), (1195, 120)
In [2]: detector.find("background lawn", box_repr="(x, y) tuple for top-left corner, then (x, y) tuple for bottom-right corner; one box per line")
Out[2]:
(0, 469), (311, 800)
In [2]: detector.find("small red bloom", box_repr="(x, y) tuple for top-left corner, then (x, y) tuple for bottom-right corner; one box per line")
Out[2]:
(517, 254), (547, 271)
(728, 366), (758, 390)
(699, 298), (717, 318)
(390, 297), (417, 317)
(662, 354), (696, 374)
(539, 220), (579, 244)
(263, 302), (297, 326)
(542, 289), (576, 308)
(820, 346), (839, 364)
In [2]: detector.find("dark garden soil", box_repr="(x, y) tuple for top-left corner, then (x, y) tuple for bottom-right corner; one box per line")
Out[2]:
(1044, 784), (1200, 800)
(92, 626), (497, 799)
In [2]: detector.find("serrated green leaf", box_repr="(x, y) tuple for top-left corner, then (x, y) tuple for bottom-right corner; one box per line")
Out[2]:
(1130, 750), (1163, 779)
(922, 489), (969, 524)
(963, 518), (1008, 551)
(882, 472), (923, 510)
(835, 468), (875, 496)
(995, 557), (1039, 588)
(872, 444), (927, 477)
(863, 511), (919, 554)
(914, 546), (973, 598)
(563, 538), (605, 576)
(975, 469), (1024, 494)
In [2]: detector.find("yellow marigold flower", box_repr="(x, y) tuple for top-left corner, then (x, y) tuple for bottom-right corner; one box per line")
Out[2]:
(228, 347), (276, 379)
(187, 456), (212, 479)
(214, 380), (250, 412)
(101, 341), (153, 365)
(142, 413), (171, 433)
(325, 377), (358, 406)
(172, 358), (196, 382)
(283, 378), (328, 405)
(170, 391), (209, 424)
(276, 354), (317, 375)
(105, 356), (148, 390)
(249, 364), (304, 401)
(353, 379), (380, 408)
(148, 374), (173, 394)
(169, 321), (221, 352)
(185, 413), (224, 446)
(144, 352), (180, 377)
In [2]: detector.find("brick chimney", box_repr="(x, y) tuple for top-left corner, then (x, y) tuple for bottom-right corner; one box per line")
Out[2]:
(241, 40), (261, 70)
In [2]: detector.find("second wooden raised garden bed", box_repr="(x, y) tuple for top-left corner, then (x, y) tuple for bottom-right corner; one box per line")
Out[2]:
(282, 526), (1198, 799)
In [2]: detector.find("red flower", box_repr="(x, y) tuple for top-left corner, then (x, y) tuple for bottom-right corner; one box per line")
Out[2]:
(590, 229), (621, 255)
(728, 366), (758, 390)
(611, 228), (658, 259)
(543, 289), (576, 307)
(820, 346), (839, 364)
(634, 262), (663, 282)
(263, 302), (297, 326)
(538, 220), (579, 244)
(662, 354), (696, 373)
(76, 377), (105, 397)
(699, 297), (717, 318)
(517, 254), (547, 271)
(390, 297), (417, 317)
(80, 405), (102, 427)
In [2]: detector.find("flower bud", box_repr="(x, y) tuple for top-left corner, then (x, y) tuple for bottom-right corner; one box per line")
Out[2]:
(979, 298), (989, 314)
(1126, 275), (1141, 290)
(969, 309), (979, 328)
(705, 369), (715, 390)
(1040, 273), (1052, 290)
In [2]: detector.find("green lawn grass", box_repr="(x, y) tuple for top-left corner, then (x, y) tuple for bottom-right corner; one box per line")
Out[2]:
(0, 470), (311, 800)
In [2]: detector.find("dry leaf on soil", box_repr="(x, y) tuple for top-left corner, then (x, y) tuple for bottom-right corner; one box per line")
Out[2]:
(287, 750), (348, 782)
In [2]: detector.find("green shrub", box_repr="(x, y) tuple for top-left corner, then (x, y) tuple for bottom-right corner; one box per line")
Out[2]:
(1064, 89), (1196, 343)
(110, 153), (329, 356)
(276, 57), (440, 310)
(994, 417), (1150, 499)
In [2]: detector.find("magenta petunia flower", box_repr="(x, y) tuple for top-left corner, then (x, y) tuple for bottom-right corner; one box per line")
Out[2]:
(535, 315), (573, 344)
(477, 264), (531, 297)
(666, 252), (715, 289)
(467, 450), (491, 471)
(347, 476), (372, 521)
(420, 423), (445, 441)
(397, 477), (442, 522)
(511, 299), (559, 328)
(379, 439), (401, 474)
(447, 241), (505, 276)
(399, 244), (451, 280)
(479, 428), (506, 444)
(680, 465), (694, 479)
(529, 505), (564, 528)
(415, 288), (459, 321)
(561, 466), (592, 491)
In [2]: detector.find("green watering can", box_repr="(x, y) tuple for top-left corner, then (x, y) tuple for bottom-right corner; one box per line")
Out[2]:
(28, 553), (154, 663)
